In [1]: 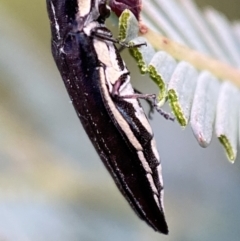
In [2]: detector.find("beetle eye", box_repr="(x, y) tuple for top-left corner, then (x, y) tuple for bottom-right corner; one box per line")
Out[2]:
(98, 2), (111, 20)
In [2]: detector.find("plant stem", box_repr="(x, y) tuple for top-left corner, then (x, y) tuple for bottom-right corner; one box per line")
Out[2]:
(142, 29), (240, 88)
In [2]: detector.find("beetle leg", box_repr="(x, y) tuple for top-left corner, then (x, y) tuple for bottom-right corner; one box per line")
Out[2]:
(134, 89), (155, 119)
(91, 29), (146, 48)
(120, 93), (174, 121)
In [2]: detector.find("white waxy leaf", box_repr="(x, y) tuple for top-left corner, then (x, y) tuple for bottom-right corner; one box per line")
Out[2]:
(148, 51), (177, 106)
(204, 7), (240, 68)
(141, 16), (160, 33)
(129, 37), (155, 73)
(143, 1), (186, 44)
(168, 61), (198, 127)
(179, 0), (228, 62)
(190, 71), (220, 147)
(215, 82), (239, 162)
(154, 0), (208, 53)
(127, 3), (240, 161)
(118, 9), (139, 43)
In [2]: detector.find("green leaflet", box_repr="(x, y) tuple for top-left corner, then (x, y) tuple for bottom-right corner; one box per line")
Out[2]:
(129, 37), (155, 74)
(215, 82), (239, 163)
(118, 9), (139, 43)
(218, 135), (235, 162)
(148, 65), (166, 105)
(148, 51), (177, 106)
(168, 89), (187, 127)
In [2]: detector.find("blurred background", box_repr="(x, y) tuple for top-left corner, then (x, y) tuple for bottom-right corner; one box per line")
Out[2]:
(1, 0), (240, 240)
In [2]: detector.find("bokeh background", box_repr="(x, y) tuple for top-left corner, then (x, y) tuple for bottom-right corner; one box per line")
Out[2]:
(1, 0), (240, 240)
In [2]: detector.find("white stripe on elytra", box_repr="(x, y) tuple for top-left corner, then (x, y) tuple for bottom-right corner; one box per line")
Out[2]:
(157, 164), (164, 210)
(99, 66), (163, 208)
(93, 39), (126, 93)
(147, 173), (158, 195)
(78, 0), (91, 17)
(118, 78), (153, 135)
(157, 164), (164, 187)
(99, 67), (143, 151)
(137, 151), (152, 174)
(151, 139), (160, 162)
(154, 194), (161, 209)
(93, 39), (153, 135)
(50, 1), (60, 40)
(95, 37), (164, 210)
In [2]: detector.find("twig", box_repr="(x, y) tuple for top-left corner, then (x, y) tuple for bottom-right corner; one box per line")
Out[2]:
(141, 29), (240, 88)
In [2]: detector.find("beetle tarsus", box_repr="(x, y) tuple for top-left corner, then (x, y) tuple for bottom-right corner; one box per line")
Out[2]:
(121, 92), (175, 121)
